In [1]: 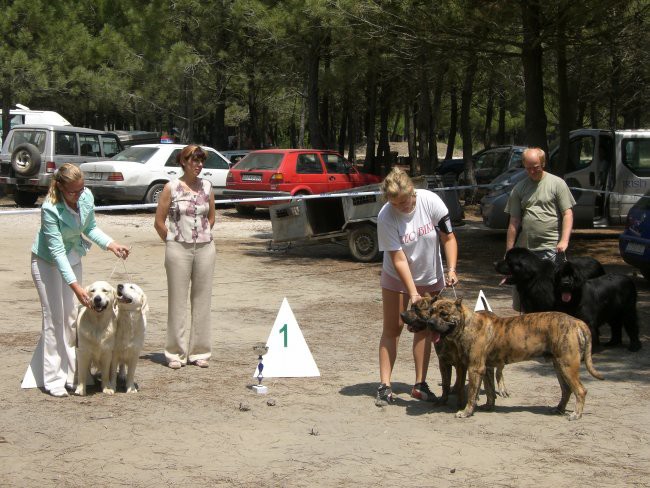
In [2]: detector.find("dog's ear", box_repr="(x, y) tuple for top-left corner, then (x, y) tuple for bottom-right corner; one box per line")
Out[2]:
(111, 288), (119, 316)
(454, 298), (463, 308)
(141, 293), (149, 315)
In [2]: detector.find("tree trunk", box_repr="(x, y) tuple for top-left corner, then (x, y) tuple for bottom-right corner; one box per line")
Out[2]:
(405, 103), (417, 176)
(520, 0), (548, 152)
(213, 86), (228, 150)
(338, 88), (349, 156)
(496, 90), (506, 145)
(347, 112), (356, 163)
(307, 30), (324, 149)
(183, 73), (194, 143)
(248, 75), (261, 148)
(555, 4), (570, 175)
(377, 83), (391, 176)
(445, 86), (458, 160)
(461, 54), (478, 202)
(320, 32), (331, 148)
(364, 58), (377, 174)
(417, 68), (432, 174)
(2, 87), (12, 145)
(483, 73), (495, 149)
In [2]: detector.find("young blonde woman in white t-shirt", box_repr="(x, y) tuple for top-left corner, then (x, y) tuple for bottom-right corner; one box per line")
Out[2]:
(375, 167), (458, 406)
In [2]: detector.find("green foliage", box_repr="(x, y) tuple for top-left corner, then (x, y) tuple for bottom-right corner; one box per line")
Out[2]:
(1, 0), (648, 149)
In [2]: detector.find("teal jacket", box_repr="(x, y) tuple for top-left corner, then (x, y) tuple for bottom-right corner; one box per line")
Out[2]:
(31, 189), (113, 284)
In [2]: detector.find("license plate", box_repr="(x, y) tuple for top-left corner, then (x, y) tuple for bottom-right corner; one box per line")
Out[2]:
(626, 242), (646, 255)
(85, 172), (103, 181)
(241, 174), (262, 182)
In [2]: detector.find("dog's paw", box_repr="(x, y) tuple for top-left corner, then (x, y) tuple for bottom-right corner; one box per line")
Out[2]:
(74, 386), (86, 396)
(126, 385), (138, 393)
(568, 412), (582, 421)
(102, 387), (115, 395)
(455, 410), (472, 419)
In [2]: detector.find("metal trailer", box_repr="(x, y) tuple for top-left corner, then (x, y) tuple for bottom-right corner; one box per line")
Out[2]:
(269, 175), (463, 262)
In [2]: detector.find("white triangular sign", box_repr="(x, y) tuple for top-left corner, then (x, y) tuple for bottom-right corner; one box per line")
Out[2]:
(253, 298), (320, 378)
(21, 336), (44, 389)
(474, 290), (493, 312)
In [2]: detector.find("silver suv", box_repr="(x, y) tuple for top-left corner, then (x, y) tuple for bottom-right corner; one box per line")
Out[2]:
(0, 124), (123, 206)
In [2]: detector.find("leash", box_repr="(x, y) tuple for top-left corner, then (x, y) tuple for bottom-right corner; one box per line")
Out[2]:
(108, 246), (134, 282)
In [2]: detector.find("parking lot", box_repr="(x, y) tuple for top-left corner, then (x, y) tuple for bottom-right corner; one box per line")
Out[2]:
(0, 202), (648, 487)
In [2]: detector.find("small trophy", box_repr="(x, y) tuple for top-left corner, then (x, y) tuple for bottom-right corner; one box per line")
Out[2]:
(252, 342), (269, 394)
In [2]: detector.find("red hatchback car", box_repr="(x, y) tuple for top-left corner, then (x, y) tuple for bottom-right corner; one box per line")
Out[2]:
(224, 149), (381, 214)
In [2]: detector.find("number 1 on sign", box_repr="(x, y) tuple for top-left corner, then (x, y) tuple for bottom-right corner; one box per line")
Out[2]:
(279, 323), (288, 347)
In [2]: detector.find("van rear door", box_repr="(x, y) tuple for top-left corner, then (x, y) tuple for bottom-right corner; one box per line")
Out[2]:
(550, 130), (604, 228)
(610, 132), (650, 224)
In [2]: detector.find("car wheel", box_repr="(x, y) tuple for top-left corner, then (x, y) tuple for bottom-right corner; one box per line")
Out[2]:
(144, 183), (166, 204)
(14, 190), (39, 207)
(11, 143), (42, 177)
(348, 223), (380, 262)
(235, 204), (256, 216)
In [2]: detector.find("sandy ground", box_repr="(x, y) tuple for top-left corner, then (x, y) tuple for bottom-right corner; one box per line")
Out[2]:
(0, 201), (648, 487)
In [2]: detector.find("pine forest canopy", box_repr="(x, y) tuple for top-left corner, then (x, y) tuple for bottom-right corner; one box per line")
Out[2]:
(1, 0), (648, 177)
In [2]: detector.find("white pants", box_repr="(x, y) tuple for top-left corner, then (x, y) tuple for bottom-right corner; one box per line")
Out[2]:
(24, 255), (80, 392)
(164, 240), (215, 364)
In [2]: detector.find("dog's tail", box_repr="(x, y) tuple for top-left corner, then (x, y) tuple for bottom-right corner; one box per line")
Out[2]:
(579, 321), (604, 381)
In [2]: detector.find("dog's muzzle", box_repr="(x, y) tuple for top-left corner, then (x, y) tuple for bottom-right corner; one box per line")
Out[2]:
(426, 317), (456, 336)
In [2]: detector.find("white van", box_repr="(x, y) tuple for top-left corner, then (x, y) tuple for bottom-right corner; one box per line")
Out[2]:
(0, 104), (70, 139)
(480, 128), (650, 229)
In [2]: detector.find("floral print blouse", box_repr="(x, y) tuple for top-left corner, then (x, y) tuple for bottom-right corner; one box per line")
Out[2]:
(166, 179), (213, 243)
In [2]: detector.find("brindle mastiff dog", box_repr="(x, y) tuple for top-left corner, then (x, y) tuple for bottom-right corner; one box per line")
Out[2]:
(401, 296), (604, 420)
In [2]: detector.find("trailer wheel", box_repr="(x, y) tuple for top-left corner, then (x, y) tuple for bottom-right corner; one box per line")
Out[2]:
(348, 224), (380, 262)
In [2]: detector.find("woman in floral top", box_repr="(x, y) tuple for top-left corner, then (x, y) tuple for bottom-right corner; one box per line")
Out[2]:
(155, 145), (216, 369)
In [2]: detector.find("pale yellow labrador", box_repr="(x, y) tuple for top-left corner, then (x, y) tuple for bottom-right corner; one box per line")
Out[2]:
(74, 281), (118, 396)
(111, 283), (148, 393)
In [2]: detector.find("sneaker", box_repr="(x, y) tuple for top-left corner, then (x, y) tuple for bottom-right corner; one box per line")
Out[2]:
(411, 381), (437, 402)
(375, 383), (394, 406)
(48, 387), (69, 398)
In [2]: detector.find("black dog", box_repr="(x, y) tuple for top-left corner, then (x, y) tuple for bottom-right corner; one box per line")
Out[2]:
(555, 260), (641, 351)
(494, 248), (605, 313)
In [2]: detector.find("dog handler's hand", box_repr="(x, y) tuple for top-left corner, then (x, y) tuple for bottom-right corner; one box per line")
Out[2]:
(108, 241), (130, 260)
(71, 283), (91, 308)
(446, 269), (458, 287)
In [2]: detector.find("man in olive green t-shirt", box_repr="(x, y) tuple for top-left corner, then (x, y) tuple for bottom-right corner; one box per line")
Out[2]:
(505, 147), (575, 310)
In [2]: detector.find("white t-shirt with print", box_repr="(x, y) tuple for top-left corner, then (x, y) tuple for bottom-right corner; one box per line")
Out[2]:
(377, 189), (451, 286)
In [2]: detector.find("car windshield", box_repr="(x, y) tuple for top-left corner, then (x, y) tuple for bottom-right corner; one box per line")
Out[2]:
(234, 153), (283, 170)
(111, 146), (158, 163)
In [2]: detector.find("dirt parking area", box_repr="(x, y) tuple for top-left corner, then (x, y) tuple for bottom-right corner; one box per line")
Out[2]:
(0, 202), (648, 487)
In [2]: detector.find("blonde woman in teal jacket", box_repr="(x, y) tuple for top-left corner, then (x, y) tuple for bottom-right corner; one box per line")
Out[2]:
(24, 163), (130, 397)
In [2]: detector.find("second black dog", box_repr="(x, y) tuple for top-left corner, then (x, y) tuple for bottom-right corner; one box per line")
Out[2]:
(555, 260), (641, 351)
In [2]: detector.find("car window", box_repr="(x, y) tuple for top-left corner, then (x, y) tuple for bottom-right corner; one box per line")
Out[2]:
(55, 132), (78, 156)
(622, 138), (650, 177)
(111, 146), (159, 163)
(567, 136), (595, 171)
(101, 136), (122, 158)
(324, 154), (349, 174)
(9, 130), (47, 153)
(296, 154), (323, 174)
(476, 151), (507, 171)
(165, 149), (181, 166)
(79, 134), (101, 157)
(203, 151), (230, 170)
(234, 153), (283, 170)
(509, 150), (523, 168)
